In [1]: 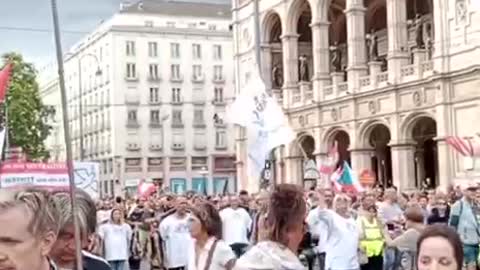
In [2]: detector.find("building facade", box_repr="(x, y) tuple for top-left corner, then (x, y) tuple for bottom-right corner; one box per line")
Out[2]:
(43, 0), (236, 197)
(233, 0), (480, 192)
(39, 68), (65, 162)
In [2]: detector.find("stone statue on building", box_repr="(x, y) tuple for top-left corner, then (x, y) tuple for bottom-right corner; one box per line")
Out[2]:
(299, 54), (310, 81)
(414, 14), (425, 49)
(367, 29), (379, 62)
(272, 63), (284, 88)
(425, 24), (433, 59)
(330, 41), (342, 72)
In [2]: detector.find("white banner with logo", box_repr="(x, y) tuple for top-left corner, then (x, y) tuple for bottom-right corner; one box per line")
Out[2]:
(0, 162), (99, 198)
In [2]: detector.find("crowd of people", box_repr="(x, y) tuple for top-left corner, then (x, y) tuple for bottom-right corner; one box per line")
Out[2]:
(0, 181), (477, 270)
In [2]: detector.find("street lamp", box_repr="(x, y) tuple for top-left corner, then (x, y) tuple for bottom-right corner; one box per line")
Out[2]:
(199, 166), (209, 195)
(65, 52), (102, 160)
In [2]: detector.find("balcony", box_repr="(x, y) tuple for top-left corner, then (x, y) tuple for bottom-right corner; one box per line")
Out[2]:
(171, 143), (185, 151)
(149, 144), (162, 152)
(148, 75), (161, 82)
(170, 75), (183, 83)
(149, 121), (162, 128)
(191, 74), (205, 84)
(126, 120), (140, 129)
(125, 74), (139, 82)
(212, 100), (227, 106)
(212, 76), (225, 84)
(126, 143), (141, 151)
(193, 121), (206, 128)
(171, 121), (184, 128)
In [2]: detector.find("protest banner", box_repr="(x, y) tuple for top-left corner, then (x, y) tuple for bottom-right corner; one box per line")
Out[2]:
(0, 161), (99, 198)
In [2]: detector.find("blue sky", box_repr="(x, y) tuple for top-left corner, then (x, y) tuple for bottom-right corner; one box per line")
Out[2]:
(0, 0), (229, 71)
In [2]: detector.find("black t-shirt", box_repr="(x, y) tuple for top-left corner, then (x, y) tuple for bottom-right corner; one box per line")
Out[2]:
(83, 251), (112, 270)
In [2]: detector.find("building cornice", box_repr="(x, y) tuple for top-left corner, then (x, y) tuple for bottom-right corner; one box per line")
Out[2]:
(109, 25), (233, 38)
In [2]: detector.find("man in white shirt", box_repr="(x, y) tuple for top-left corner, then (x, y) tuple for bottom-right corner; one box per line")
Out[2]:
(98, 208), (132, 270)
(219, 196), (252, 257)
(159, 196), (191, 270)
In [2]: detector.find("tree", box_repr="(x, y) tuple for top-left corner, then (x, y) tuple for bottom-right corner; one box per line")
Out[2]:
(1, 52), (53, 161)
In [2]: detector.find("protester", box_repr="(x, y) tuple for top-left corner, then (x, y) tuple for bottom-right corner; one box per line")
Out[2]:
(219, 196), (252, 257)
(50, 190), (111, 270)
(417, 224), (463, 270)
(98, 208), (132, 270)
(0, 189), (59, 270)
(187, 201), (236, 270)
(427, 195), (450, 225)
(383, 206), (425, 270)
(449, 182), (480, 270)
(315, 193), (360, 270)
(146, 220), (163, 270)
(159, 196), (191, 270)
(234, 184), (306, 270)
(357, 204), (384, 270)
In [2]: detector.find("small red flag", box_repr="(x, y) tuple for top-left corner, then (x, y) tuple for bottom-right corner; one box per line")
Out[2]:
(0, 63), (12, 103)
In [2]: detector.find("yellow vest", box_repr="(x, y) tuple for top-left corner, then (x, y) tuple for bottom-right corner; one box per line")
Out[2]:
(359, 217), (384, 257)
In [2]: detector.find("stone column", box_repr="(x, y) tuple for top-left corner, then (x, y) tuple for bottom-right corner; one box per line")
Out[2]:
(369, 61), (382, 86)
(284, 156), (302, 185)
(415, 148), (426, 186)
(350, 148), (374, 177)
(436, 138), (452, 189)
(260, 44), (273, 89)
(413, 49), (427, 78)
(281, 33), (300, 109)
(390, 142), (416, 191)
(386, 0), (409, 84)
(345, 0), (368, 92)
(311, 20), (331, 102)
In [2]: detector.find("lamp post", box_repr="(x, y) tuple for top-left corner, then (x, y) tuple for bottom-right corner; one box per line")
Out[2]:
(67, 52), (102, 160)
(199, 166), (209, 195)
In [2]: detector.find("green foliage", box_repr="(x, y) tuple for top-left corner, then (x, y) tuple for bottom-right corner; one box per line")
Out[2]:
(1, 52), (53, 161)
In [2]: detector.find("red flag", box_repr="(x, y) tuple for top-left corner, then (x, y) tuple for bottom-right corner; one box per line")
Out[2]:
(0, 63), (12, 103)
(137, 179), (156, 198)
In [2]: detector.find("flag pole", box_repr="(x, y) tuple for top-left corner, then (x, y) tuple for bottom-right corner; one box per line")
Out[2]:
(49, 0), (83, 269)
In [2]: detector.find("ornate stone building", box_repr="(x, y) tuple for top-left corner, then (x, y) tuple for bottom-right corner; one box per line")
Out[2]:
(233, 0), (480, 192)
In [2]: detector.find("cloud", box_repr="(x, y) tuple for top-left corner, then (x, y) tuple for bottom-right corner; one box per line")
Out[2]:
(0, 0), (230, 69)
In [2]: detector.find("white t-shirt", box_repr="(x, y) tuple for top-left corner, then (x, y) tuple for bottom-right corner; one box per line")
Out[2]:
(317, 209), (360, 270)
(159, 213), (192, 268)
(98, 222), (132, 261)
(187, 237), (236, 270)
(220, 207), (252, 245)
(306, 207), (329, 253)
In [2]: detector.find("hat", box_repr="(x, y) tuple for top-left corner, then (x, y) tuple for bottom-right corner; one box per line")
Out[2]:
(459, 181), (478, 191)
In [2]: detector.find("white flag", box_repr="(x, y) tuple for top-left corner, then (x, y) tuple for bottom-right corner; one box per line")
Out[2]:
(227, 70), (295, 181)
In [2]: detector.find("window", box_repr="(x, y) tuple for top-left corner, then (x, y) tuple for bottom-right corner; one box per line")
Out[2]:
(148, 42), (158, 57)
(172, 110), (183, 125)
(171, 88), (181, 103)
(126, 63), (136, 78)
(193, 65), (202, 80)
(166, 21), (176, 28)
(188, 22), (197, 28)
(214, 65), (223, 81)
(150, 110), (160, 123)
(213, 45), (222, 60)
(170, 43), (180, 58)
(214, 87), (224, 102)
(194, 132), (207, 150)
(127, 110), (137, 122)
(149, 64), (159, 79)
(170, 157), (186, 171)
(171, 64), (181, 80)
(192, 44), (202, 59)
(193, 109), (204, 125)
(126, 41), (135, 56)
(191, 157), (208, 170)
(215, 130), (226, 148)
(208, 24), (217, 31)
(149, 87), (159, 103)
